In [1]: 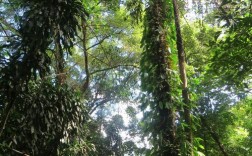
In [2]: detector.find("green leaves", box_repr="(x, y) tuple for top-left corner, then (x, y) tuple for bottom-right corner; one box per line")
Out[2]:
(224, 98), (252, 155)
(0, 79), (86, 155)
(125, 0), (143, 23)
(210, 15), (252, 88)
(3, 0), (88, 82)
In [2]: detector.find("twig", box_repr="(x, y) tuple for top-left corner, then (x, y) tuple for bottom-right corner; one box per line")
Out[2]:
(12, 148), (30, 156)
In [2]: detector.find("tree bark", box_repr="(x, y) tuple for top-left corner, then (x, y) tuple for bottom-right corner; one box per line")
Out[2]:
(54, 27), (65, 85)
(82, 18), (89, 93)
(172, 0), (193, 155)
(143, 0), (179, 155)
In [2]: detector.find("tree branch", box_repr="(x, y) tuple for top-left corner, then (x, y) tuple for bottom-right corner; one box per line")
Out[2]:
(90, 64), (139, 75)
(0, 17), (20, 36)
(86, 34), (111, 51)
(200, 116), (229, 156)
(89, 98), (112, 114)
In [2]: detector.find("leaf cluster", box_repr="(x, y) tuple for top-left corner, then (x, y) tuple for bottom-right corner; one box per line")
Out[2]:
(0, 80), (86, 155)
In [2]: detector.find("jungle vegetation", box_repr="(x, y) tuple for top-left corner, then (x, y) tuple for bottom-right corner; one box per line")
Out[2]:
(0, 0), (252, 155)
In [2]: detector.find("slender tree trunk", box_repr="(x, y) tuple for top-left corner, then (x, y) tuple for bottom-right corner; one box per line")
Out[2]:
(82, 18), (89, 93)
(172, 0), (193, 155)
(200, 116), (229, 156)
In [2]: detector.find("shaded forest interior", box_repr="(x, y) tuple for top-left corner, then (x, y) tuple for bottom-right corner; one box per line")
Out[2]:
(1, 0), (252, 155)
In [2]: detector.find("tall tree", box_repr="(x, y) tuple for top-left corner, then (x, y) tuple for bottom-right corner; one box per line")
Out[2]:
(173, 0), (193, 155)
(141, 0), (178, 155)
(0, 0), (88, 154)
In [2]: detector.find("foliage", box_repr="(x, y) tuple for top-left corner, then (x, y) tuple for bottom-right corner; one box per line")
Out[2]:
(74, 6), (141, 115)
(61, 2), (143, 155)
(0, 80), (86, 155)
(1, 0), (88, 82)
(0, 0), (89, 155)
(226, 98), (252, 155)
(210, 0), (252, 87)
(1, 0), (252, 155)
(125, 0), (143, 23)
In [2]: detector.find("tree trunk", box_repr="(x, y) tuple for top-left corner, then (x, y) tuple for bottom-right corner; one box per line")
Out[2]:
(200, 116), (229, 156)
(54, 28), (65, 85)
(172, 0), (193, 155)
(142, 0), (179, 155)
(82, 18), (89, 93)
